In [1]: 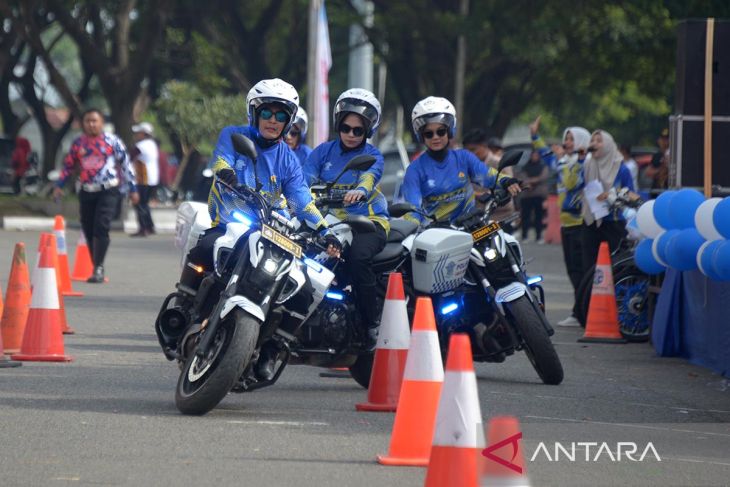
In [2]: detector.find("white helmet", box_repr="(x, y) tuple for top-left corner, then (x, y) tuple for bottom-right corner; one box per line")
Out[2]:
(292, 106), (308, 137)
(246, 78), (300, 135)
(411, 96), (457, 142)
(333, 88), (381, 138)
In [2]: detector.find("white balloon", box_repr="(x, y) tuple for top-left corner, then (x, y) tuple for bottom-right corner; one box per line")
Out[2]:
(695, 197), (723, 241)
(636, 200), (663, 238)
(697, 240), (713, 277)
(652, 230), (668, 266)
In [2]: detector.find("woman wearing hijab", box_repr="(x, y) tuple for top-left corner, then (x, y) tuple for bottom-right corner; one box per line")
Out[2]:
(530, 116), (592, 326)
(581, 129), (635, 271)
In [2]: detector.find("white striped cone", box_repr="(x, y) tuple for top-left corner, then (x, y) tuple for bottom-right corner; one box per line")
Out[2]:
(425, 333), (483, 487)
(356, 272), (410, 412)
(377, 297), (444, 466)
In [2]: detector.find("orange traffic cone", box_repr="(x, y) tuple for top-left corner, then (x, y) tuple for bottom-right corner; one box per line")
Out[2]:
(71, 232), (93, 282)
(11, 238), (73, 362)
(54, 216), (83, 297)
(543, 195), (561, 245)
(377, 297), (444, 466)
(0, 243), (32, 354)
(0, 280), (3, 320)
(578, 242), (626, 343)
(356, 272), (410, 412)
(424, 334), (484, 487)
(0, 274), (21, 367)
(46, 234), (75, 335)
(479, 416), (531, 487)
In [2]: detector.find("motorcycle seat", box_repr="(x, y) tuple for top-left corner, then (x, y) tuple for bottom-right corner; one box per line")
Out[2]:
(387, 218), (418, 243)
(373, 242), (405, 263)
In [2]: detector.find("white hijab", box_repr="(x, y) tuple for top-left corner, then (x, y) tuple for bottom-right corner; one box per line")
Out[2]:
(563, 127), (591, 154)
(582, 129), (623, 225)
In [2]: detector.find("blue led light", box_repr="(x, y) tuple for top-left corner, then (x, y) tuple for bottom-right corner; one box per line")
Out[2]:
(325, 291), (345, 301)
(231, 211), (252, 226)
(440, 302), (459, 315)
(527, 275), (543, 286)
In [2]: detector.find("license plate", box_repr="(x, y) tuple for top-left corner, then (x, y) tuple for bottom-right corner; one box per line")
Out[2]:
(471, 222), (501, 242)
(261, 225), (302, 258)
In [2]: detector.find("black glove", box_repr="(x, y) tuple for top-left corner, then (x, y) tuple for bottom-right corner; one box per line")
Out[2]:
(320, 233), (342, 253)
(217, 168), (238, 186)
(500, 177), (521, 190)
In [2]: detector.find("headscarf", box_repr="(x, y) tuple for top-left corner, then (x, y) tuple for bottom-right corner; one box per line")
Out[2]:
(562, 126), (591, 154)
(582, 129), (622, 225)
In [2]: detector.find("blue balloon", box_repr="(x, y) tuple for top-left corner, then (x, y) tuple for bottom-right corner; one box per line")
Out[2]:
(668, 189), (705, 229)
(700, 240), (724, 280)
(711, 240), (730, 281)
(713, 198), (730, 239)
(634, 239), (665, 274)
(655, 229), (680, 265)
(653, 190), (677, 230)
(665, 228), (705, 271)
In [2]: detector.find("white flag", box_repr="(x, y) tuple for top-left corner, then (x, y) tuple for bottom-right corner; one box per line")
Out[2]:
(314, 1), (332, 146)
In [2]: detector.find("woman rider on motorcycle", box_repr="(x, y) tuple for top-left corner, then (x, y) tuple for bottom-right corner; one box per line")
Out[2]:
(401, 96), (522, 223)
(303, 88), (389, 350)
(176, 78), (340, 379)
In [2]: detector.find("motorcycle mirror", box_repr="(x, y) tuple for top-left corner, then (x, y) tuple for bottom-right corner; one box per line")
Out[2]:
(344, 215), (376, 233)
(327, 155), (376, 189)
(388, 202), (417, 218)
(498, 149), (530, 171)
(231, 133), (258, 161)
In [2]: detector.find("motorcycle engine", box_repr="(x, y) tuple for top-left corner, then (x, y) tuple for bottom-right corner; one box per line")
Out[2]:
(298, 300), (352, 349)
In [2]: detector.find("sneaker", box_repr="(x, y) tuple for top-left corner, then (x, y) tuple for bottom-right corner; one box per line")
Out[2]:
(536, 238), (546, 245)
(130, 230), (148, 238)
(556, 315), (580, 327)
(254, 345), (278, 381)
(87, 265), (105, 283)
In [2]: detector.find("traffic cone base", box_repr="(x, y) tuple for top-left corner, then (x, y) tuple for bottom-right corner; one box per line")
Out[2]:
(427, 446), (478, 486)
(356, 348), (409, 411)
(578, 242), (626, 343)
(480, 416), (531, 487)
(376, 380), (443, 466)
(1, 243), (32, 354)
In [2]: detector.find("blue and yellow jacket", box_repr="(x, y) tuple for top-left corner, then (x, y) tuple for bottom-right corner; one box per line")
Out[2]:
(401, 149), (504, 224)
(208, 125), (327, 230)
(303, 141), (390, 233)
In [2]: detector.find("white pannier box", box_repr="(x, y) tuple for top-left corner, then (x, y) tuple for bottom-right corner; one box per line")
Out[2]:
(175, 201), (212, 266)
(410, 228), (473, 294)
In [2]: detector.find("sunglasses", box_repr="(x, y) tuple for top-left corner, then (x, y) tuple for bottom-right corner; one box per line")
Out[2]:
(339, 123), (365, 137)
(259, 108), (289, 123)
(288, 130), (301, 137)
(423, 128), (448, 139)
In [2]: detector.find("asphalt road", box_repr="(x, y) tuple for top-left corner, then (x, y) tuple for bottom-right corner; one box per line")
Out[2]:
(0, 229), (728, 487)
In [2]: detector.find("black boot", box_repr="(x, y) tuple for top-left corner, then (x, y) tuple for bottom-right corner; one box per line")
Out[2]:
(254, 342), (279, 381)
(356, 284), (380, 351)
(87, 265), (104, 283)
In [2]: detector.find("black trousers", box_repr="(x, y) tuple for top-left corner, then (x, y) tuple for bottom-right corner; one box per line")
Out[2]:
(79, 187), (120, 267)
(560, 225), (584, 316)
(520, 196), (545, 240)
(134, 185), (155, 232)
(343, 225), (387, 329)
(581, 221), (627, 271)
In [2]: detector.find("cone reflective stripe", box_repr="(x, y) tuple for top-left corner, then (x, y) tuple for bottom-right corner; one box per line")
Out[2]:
(480, 416), (531, 487)
(425, 333), (483, 487)
(1, 243), (32, 354)
(377, 297), (444, 466)
(71, 232), (94, 281)
(46, 235), (75, 335)
(356, 273), (410, 412)
(31, 233), (49, 292)
(578, 242), (626, 343)
(54, 216), (83, 297)
(11, 238), (73, 362)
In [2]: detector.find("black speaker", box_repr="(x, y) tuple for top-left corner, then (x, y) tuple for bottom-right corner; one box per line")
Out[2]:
(675, 19), (730, 116)
(672, 117), (730, 188)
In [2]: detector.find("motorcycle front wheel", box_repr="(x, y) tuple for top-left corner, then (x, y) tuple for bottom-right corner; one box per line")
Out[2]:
(348, 353), (374, 389)
(507, 295), (564, 385)
(175, 308), (259, 415)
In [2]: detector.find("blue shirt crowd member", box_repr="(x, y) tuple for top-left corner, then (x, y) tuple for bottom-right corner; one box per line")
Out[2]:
(305, 88), (387, 350)
(402, 96), (521, 224)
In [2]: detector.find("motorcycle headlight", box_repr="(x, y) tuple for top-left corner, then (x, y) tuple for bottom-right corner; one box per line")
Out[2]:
(484, 248), (498, 261)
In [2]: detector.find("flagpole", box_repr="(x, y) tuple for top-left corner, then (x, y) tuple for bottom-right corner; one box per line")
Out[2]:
(307, 0), (319, 147)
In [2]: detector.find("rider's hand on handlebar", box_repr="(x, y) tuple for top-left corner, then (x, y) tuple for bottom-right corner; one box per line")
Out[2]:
(216, 168), (238, 186)
(321, 233), (342, 258)
(500, 177), (523, 196)
(343, 189), (366, 205)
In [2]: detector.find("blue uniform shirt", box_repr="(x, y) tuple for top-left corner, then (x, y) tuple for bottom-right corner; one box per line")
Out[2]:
(208, 125), (326, 230)
(304, 141), (390, 232)
(401, 149), (503, 223)
(292, 143), (312, 167)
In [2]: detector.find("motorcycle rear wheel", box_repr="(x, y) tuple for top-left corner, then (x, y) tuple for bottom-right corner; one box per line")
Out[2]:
(175, 309), (259, 415)
(507, 296), (564, 385)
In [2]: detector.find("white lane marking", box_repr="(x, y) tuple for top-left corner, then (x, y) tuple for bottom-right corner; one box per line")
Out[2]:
(226, 420), (329, 426)
(663, 457), (730, 467)
(524, 415), (730, 438)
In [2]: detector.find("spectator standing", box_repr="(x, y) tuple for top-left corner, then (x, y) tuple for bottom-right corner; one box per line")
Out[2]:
(516, 150), (549, 243)
(131, 122), (159, 236)
(530, 116), (591, 327)
(619, 144), (639, 191)
(53, 109), (139, 283)
(10, 136), (31, 194)
(645, 128), (669, 191)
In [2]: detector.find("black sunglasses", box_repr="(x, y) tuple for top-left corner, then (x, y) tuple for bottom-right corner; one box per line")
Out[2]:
(259, 108), (289, 123)
(339, 123), (365, 137)
(423, 128), (448, 139)
(288, 130), (301, 137)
